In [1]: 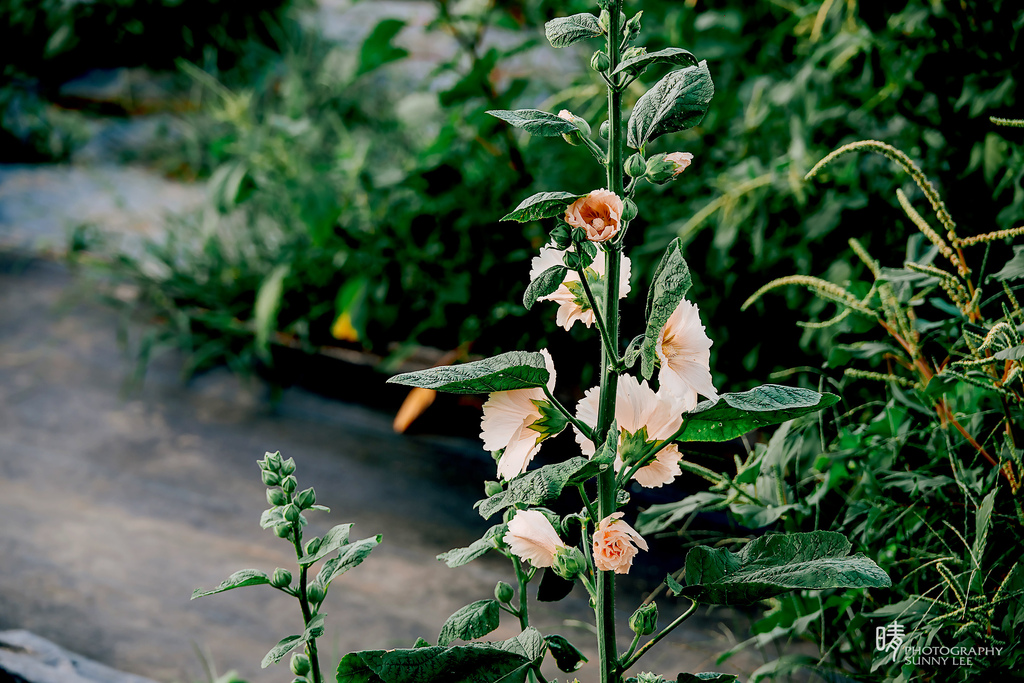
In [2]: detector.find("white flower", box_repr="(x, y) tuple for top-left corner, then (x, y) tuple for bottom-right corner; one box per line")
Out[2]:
(656, 298), (717, 410)
(574, 374), (685, 488)
(529, 245), (631, 331)
(504, 509), (566, 568)
(480, 349), (557, 480)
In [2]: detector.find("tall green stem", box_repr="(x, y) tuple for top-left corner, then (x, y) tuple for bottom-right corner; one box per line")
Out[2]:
(596, 3), (625, 683)
(291, 530), (323, 683)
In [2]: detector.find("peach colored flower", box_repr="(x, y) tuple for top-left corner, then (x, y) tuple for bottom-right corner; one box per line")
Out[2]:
(565, 189), (623, 242)
(665, 152), (694, 176)
(504, 509), (566, 568)
(574, 374), (685, 488)
(529, 245), (631, 331)
(593, 512), (648, 574)
(656, 298), (717, 410)
(480, 349), (557, 480)
(557, 109), (574, 122)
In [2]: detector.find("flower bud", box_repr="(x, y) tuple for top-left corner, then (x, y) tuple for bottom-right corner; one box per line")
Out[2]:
(266, 451), (283, 471)
(629, 601), (659, 636)
(484, 480), (503, 497)
(306, 582), (326, 604)
(590, 50), (610, 72)
(281, 475), (297, 494)
(274, 522), (292, 539)
(267, 488), (287, 506)
(271, 567), (292, 588)
(549, 223), (572, 250)
(280, 457), (296, 476)
(625, 153), (647, 178)
(622, 198), (638, 222)
(295, 487), (316, 510)
(290, 653), (311, 676)
(599, 121), (609, 139)
(557, 110), (590, 146)
(261, 470), (281, 487)
(494, 581), (515, 604)
(645, 152), (694, 184)
(304, 537), (322, 556)
(624, 11), (643, 41)
(598, 9), (610, 33)
(283, 503), (300, 523)
(552, 546), (587, 581)
(622, 46), (647, 63)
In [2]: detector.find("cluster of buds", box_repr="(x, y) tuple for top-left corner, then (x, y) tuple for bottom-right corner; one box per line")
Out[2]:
(259, 451), (318, 540)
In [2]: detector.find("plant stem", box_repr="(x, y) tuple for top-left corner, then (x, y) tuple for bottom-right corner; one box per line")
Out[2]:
(290, 528), (323, 683)
(513, 557), (531, 631)
(596, 4), (626, 682)
(545, 385), (595, 442)
(620, 600), (698, 671)
(576, 251), (622, 371)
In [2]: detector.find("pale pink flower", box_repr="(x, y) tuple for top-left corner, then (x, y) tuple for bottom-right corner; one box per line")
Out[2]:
(665, 152), (694, 176)
(593, 512), (648, 574)
(529, 245), (631, 331)
(480, 349), (557, 480)
(557, 109), (574, 122)
(656, 298), (717, 410)
(504, 509), (566, 568)
(574, 374), (685, 488)
(565, 189), (623, 242)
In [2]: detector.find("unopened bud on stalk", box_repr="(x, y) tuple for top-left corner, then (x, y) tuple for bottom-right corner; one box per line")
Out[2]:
(274, 522), (292, 539)
(280, 457), (296, 476)
(484, 480), (503, 497)
(494, 581), (515, 604)
(599, 121), (610, 139)
(267, 488), (287, 506)
(552, 546), (587, 580)
(622, 198), (638, 222)
(549, 223), (572, 250)
(306, 582), (326, 604)
(295, 487), (316, 510)
(271, 567), (292, 588)
(622, 46), (647, 63)
(304, 537), (322, 556)
(266, 451), (283, 471)
(625, 153), (647, 178)
(283, 503), (300, 523)
(281, 475), (297, 494)
(624, 11), (643, 41)
(290, 653), (311, 676)
(629, 601), (659, 635)
(590, 50), (610, 72)
(557, 110), (590, 146)
(645, 152), (694, 184)
(262, 470), (281, 487)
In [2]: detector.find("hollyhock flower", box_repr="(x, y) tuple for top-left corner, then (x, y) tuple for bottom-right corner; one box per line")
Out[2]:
(504, 509), (566, 568)
(529, 245), (632, 331)
(664, 152), (694, 175)
(574, 374), (685, 488)
(593, 512), (648, 574)
(656, 298), (717, 410)
(480, 349), (561, 481)
(565, 189), (623, 242)
(646, 152), (694, 184)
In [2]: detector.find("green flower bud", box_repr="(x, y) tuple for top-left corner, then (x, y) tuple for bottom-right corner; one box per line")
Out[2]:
(290, 653), (311, 676)
(624, 11), (643, 41)
(280, 457), (296, 476)
(598, 9), (610, 33)
(557, 110), (590, 147)
(618, 426), (650, 467)
(306, 582), (326, 604)
(625, 153), (647, 178)
(271, 567), (292, 588)
(629, 601), (659, 636)
(261, 470), (281, 487)
(295, 487), (316, 510)
(590, 50), (610, 72)
(622, 198), (638, 222)
(304, 537), (322, 557)
(283, 503), (300, 523)
(599, 121), (609, 139)
(549, 223), (572, 250)
(622, 46), (647, 63)
(281, 475), (297, 494)
(267, 488), (287, 506)
(552, 546), (587, 581)
(266, 451), (283, 471)
(645, 152), (693, 184)
(484, 480), (503, 497)
(494, 581), (515, 604)
(274, 522), (292, 539)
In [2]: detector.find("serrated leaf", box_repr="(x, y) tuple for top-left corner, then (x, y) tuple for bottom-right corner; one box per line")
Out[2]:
(437, 524), (507, 568)
(337, 652), (385, 683)
(544, 634), (587, 672)
(683, 531), (891, 605)
(641, 238), (692, 379)
(317, 535), (381, 588)
(438, 600), (501, 646)
(637, 492), (727, 535)
(387, 351), (549, 394)
(487, 109), (577, 137)
(299, 523), (353, 565)
(476, 457), (604, 519)
(502, 192), (583, 222)
(544, 13), (602, 48)
(524, 266), (569, 310)
(676, 385), (839, 442)
(627, 61), (714, 149)
(612, 47), (698, 76)
(191, 569), (271, 599)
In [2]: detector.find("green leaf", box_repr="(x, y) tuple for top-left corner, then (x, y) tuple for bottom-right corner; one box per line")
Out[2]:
(636, 492), (727, 535)
(438, 600), (501, 646)
(676, 385), (840, 442)
(317, 535), (381, 588)
(544, 13), (602, 48)
(357, 19), (409, 76)
(299, 523), (353, 566)
(627, 61), (714, 149)
(622, 334), (645, 369)
(544, 634), (587, 672)
(502, 192), (583, 223)
(437, 524), (507, 568)
(191, 569), (271, 599)
(387, 351), (549, 394)
(524, 266), (568, 310)
(337, 653), (384, 683)
(487, 109), (577, 137)
(993, 345), (1024, 360)
(476, 457), (604, 519)
(254, 264), (289, 362)
(675, 674), (738, 683)
(665, 573), (685, 596)
(640, 238), (692, 379)
(991, 246), (1024, 282)
(612, 47), (698, 76)
(261, 635), (302, 668)
(682, 531), (891, 605)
